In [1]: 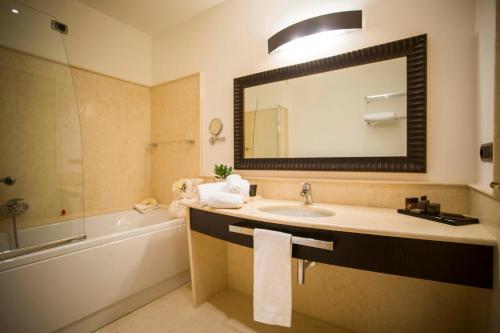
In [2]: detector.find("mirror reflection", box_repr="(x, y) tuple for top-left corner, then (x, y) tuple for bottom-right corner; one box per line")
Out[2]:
(244, 57), (407, 158)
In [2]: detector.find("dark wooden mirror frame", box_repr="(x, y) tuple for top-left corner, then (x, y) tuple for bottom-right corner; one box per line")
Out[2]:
(234, 34), (427, 172)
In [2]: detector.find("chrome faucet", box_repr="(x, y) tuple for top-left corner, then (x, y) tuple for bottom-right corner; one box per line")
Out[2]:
(7, 198), (29, 215)
(300, 183), (313, 205)
(6, 199), (28, 250)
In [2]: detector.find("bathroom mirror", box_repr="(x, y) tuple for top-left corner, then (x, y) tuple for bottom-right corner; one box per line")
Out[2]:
(234, 34), (426, 172)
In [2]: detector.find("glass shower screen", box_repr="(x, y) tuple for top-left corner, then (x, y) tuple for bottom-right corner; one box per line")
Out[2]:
(0, 0), (85, 258)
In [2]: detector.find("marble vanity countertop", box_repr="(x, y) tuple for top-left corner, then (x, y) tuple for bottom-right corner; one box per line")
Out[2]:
(183, 199), (497, 246)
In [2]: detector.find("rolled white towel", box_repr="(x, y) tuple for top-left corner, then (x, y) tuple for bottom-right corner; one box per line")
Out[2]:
(207, 192), (245, 209)
(226, 174), (242, 182)
(225, 174), (250, 197)
(198, 181), (227, 204)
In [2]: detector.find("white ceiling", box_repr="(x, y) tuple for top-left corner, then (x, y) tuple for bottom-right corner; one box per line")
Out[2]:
(78, 0), (225, 35)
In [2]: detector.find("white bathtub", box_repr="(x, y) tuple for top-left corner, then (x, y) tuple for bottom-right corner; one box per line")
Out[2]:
(0, 208), (190, 333)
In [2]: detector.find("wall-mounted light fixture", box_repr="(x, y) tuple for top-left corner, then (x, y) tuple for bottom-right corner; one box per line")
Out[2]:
(268, 10), (362, 54)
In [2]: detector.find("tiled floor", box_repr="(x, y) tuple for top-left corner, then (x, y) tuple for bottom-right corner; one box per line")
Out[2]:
(96, 285), (350, 333)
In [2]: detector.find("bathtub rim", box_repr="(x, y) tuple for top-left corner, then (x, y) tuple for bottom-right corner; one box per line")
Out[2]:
(0, 234), (87, 261)
(0, 213), (185, 273)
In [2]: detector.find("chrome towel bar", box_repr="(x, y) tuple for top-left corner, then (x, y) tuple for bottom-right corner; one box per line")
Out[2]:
(228, 225), (334, 251)
(149, 139), (195, 148)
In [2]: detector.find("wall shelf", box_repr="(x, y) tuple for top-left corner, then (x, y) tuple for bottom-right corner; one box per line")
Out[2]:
(365, 92), (407, 103)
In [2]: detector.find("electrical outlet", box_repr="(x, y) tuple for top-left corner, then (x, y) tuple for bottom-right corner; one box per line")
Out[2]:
(480, 142), (493, 162)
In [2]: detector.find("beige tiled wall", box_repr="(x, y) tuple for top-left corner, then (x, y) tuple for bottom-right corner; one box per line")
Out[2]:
(1, 47), (198, 229)
(151, 74), (200, 204)
(0, 47), (84, 232)
(71, 68), (152, 216)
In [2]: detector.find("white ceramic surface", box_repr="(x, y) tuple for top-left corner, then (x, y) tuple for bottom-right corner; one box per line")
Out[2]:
(0, 208), (190, 333)
(258, 204), (335, 218)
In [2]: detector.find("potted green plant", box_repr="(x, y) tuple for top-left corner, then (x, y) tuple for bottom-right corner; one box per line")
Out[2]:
(213, 164), (233, 182)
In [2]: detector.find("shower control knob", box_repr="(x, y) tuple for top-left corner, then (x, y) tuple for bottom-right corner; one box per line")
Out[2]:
(1, 176), (16, 186)
(7, 198), (29, 215)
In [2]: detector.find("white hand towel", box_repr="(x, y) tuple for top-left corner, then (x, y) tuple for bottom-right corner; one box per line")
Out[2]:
(225, 174), (250, 197)
(207, 192), (245, 208)
(198, 181), (227, 204)
(133, 203), (159, 214)
(253, 229), (292, 327)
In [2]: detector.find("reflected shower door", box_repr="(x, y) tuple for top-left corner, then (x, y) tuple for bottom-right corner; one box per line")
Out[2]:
(0, 0), (85, 258)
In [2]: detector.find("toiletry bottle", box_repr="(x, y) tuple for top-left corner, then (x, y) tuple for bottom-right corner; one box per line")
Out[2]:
(417, 196), (430, 213)
(405, 197), (418, 211)
(427, 203), (441, 216)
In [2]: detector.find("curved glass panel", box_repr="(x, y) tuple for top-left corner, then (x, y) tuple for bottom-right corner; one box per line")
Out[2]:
(0, 0), (85, 257)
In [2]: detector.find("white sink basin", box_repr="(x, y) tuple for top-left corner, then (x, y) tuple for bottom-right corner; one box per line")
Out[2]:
(258, 205), (334, 218)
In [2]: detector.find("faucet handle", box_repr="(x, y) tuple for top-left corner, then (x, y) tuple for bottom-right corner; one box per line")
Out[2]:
(301, 182), (311, 191)
(7, 198), (24, 205)
(7, 198), (29, 215)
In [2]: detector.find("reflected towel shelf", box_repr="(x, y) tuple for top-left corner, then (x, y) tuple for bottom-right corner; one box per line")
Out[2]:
(364, 112), (407, 125)
(365, 92), (406, 103)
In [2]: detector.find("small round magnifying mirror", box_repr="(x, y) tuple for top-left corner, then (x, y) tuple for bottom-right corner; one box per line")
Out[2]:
(209, 118), (223, 136)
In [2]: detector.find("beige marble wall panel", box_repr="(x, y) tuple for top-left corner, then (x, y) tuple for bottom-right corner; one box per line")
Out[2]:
(204, 176), (470, 213)
(71, 68), (151, 215)
(494, 3), (500, 196)
(151, 75), (200, 204)
(469, 189), (500, 332)
(227, 242), (488, 333)
(188, 228), (228, 306)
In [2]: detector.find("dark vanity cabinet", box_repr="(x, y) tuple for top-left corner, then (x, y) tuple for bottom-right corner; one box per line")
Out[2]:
(189, 208), (493, 289)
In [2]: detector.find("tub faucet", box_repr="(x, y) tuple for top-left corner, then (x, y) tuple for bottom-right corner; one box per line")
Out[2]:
(6, 199), (28, 250)
(300, 183), (313, 205)
(7, 198), (29, 215)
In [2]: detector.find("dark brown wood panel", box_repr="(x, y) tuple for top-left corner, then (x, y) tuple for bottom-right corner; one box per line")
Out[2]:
(189, 208), (493, 289)
(234, 34), (427, 172)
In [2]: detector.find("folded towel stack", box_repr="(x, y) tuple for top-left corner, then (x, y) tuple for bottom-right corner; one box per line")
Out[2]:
(198, 174), (250, 209)
(198, 181), (227, 204)
(134, 198), (160, 214)
(206, 192), (245, 209)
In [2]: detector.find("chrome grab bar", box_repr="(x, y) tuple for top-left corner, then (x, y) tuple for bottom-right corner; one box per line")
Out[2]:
(228, 225), (334, 251)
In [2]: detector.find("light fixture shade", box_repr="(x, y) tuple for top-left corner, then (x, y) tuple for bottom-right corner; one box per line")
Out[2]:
(268, 10), (362, 53)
